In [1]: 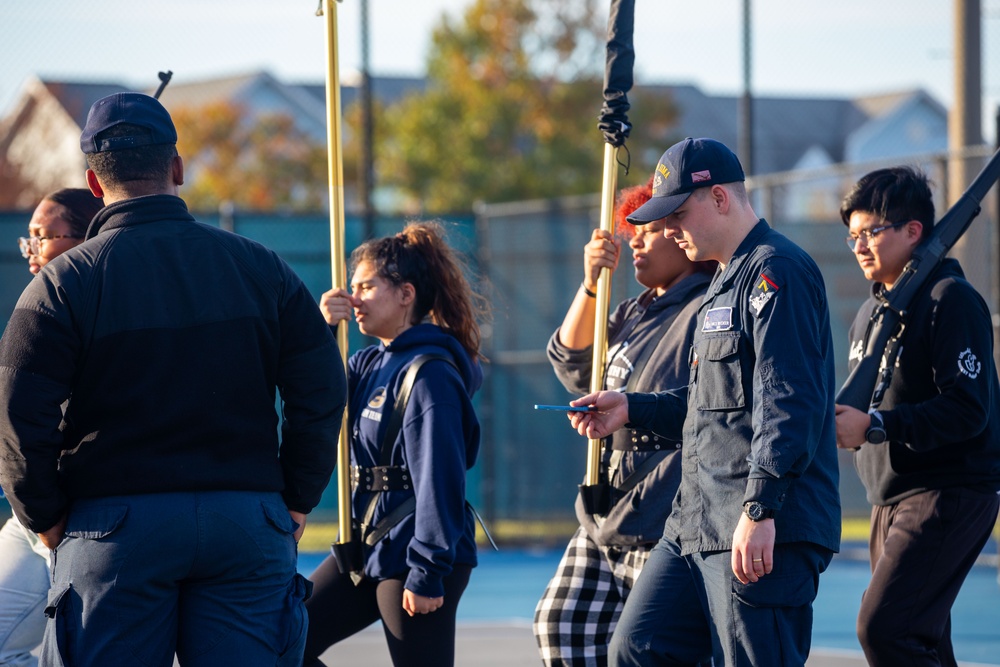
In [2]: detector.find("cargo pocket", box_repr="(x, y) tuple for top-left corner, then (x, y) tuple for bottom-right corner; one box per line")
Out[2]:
(262, 500), (298, 536)
(63, 505), (128, 540)
(694, 333), (745, 410)
(732, 568), (817, 609)
(40, 583), (73, 667)
(276, 573), (313, 666)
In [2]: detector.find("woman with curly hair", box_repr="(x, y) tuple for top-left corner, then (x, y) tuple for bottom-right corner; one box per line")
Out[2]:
(533, 177), (715, 666)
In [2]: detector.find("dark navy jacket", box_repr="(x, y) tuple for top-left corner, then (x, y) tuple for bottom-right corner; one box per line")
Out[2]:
(628, 220), (841, 556)
(0, 195), (346, 532)
(348, 323), (482, 597)
(547, 272), (710, 546)
(848, 258), (1000, 505)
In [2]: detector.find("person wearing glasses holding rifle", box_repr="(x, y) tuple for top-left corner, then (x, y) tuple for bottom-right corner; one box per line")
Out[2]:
(0, 188), (101, 667)
(533, 176), (714, 666)
(836, 166), (1000, 667)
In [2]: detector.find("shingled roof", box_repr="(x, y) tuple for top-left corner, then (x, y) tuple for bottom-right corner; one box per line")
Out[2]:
(38, 80), (132, 127)
(0, 70), (948, 211)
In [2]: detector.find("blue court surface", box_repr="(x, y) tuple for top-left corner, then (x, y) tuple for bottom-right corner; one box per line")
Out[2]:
(300, 540), (1000, 666)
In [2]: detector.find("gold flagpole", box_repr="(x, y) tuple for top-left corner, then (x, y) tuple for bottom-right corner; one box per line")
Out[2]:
(584, 143), (618, 489)
(580, 0), (633, 514)
(319, 0), (354, 549)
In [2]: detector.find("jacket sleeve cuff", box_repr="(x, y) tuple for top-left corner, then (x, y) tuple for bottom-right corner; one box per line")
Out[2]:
(880, 408), (902, 442)
(626, 392), (658, 429)
(742, 474), (792, 512)
(404, 569), (445, 599)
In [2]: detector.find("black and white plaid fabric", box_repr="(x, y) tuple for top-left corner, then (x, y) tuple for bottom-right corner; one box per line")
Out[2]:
(533, 527), (652, 666)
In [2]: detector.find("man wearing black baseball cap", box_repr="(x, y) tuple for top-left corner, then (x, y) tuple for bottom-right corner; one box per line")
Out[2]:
(564, 137), (841, 666)
(0, 92), (347, 666)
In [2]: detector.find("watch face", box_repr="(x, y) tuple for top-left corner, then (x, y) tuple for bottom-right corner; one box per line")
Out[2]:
(866, 414), (886, 444)
(866, 427), (886, 444)
(746, 502), (763, 521)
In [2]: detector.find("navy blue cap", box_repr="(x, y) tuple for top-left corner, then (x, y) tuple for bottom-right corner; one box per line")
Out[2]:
(80, 93), (177, 154)
(626, 137), (745, 224)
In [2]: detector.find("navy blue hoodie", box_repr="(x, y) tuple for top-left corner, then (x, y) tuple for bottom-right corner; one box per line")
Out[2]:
(348, 323), (482, 597)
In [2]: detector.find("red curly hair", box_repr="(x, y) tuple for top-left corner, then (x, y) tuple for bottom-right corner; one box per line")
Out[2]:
(613, 175), (655, 240)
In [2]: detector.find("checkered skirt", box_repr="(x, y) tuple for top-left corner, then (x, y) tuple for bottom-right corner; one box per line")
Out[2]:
(533, 527), (652, 666)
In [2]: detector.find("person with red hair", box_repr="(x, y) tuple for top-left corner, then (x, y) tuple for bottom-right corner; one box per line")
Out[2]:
(533, 176), (715, 666)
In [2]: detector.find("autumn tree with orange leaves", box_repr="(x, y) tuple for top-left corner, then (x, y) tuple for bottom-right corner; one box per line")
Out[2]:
(172, 101), (329, 212)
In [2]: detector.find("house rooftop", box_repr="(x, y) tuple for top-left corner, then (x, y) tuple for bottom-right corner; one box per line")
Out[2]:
(38, 79), (131, 127)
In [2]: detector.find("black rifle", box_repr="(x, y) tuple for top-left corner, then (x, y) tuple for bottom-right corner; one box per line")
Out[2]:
(153, 71), (173, 100)
(837, 147), (1000, 410)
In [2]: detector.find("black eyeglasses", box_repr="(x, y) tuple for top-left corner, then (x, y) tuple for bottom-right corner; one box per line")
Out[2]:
(18, 235), (83, 258)
(845, 221), (907, 252)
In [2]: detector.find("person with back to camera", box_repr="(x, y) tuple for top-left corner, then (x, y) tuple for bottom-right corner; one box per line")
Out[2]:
(0, 189), (101, 667)
(835, 166), (1000, 667)
(566, 137), (841, 667)
(0, 92), (347, 666)
(533, 176), (715, 666)
(302, 220), (489, 667)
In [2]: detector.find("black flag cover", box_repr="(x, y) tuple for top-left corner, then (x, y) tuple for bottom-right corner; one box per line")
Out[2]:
(598, 0), (635, 147)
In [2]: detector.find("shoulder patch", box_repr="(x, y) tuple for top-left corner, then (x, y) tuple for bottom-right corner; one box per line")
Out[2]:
(749, 272), (781, 317)
(958, 348), (981, 379)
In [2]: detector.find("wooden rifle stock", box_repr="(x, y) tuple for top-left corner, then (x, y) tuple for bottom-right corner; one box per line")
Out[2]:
(836, 147), (1000, 410)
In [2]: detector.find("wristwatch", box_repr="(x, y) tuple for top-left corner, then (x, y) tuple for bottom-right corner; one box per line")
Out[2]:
(865, 411), (887, 445)
(743, 501), (775, 522)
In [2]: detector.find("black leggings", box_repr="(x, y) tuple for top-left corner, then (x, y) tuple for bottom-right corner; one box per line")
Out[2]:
(302, 554), (473, 667)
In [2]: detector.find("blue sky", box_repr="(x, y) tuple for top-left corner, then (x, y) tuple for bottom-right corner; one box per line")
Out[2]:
(4, 0), (999, 141)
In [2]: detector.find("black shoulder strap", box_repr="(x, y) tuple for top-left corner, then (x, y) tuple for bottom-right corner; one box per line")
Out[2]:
(377, 353), (454, 465)
(360, 353), (456, 541)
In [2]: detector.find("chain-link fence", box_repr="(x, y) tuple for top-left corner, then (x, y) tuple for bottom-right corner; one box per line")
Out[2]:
(3, 147), (998, 526)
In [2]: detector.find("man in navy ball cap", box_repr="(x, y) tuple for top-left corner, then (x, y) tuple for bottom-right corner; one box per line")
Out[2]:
(626, 137), (746, 224)
(0, 91), (346, 666)
(564, 137), (841, 666)
(79, 92), (177, 154)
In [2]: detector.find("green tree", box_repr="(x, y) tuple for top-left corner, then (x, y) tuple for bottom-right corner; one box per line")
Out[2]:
(381, 0), (641, 213)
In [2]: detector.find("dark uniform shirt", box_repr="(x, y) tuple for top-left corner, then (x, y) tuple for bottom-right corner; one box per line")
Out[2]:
(628, 220), (841, 556)
(0, 195), (346, 532)
(848, 258), (1000, 505)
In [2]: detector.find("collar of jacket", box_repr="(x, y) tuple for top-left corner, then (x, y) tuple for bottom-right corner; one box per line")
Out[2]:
(870, 256), (964, 300)
(85, 194), (194, 240)
(706, 218), (770, 299)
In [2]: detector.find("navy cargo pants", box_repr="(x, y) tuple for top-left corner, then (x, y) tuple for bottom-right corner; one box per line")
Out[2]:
(610, 535), (832, 667)
(41, 490), (309, 667)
